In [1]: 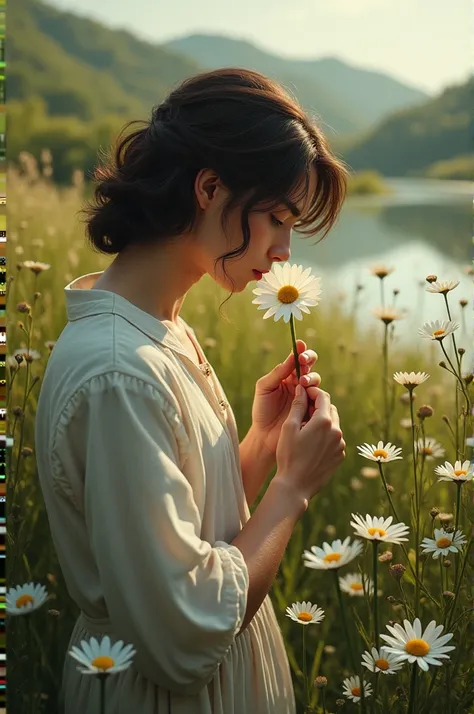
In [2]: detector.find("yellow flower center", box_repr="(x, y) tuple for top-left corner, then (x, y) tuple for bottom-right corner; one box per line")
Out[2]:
(454, 470), (467, 477)
(373, 449), (388, 458)
(350, 583), (364, 591)
(375, 658), (390, 671)
(16, 594), (34, 608)
(351, 687), (361, 697)
(436, 537), (452, 549)
(323, 552), (342, 563)
(421, 447), (432, 455)
(277, 285), (299, 304)
(297, 612), (313, 622)
(368, 527), (387, 537)
(405, 639), (430, 657)
(91, 656), (115, 671)
(433, 329), (446, 338)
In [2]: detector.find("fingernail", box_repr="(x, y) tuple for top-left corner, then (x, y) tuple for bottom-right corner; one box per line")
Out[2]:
(302, 376), (310, 385)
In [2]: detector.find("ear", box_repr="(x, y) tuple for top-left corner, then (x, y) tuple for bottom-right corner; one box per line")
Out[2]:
(195, 169), (222, 209)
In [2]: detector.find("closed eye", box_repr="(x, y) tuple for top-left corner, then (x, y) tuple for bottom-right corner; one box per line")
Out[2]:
(270, 214), (284, 227)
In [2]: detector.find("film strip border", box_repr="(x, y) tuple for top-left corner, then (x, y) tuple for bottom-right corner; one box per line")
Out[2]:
(0, 2), (6, 709)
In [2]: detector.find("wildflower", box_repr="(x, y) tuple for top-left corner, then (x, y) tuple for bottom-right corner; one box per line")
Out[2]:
(378, 550), (393, 563)
(361, 647), (404, 674)
(357, 440), (403, 463)
(393, 371), (430, 389)
(429, 507), (440, 519)
(425, 274), (438, 283)
(425, 280), (460, 295)
(314, 676), (327, 689)
(339, 572), (374, 596)
(417, 437), (445, 460)
(303, 537), (363, 571)
(438, 513), (453, 524)
(12, 348), (41, 363)
(369, 264), (394, 279)
(372, 307), (404, 325)
(420, 529), (467, 559)
(252, 263), (322, 323)
(342, 675), (372, 703)
(418, 320), (459, 341)
(69, 635), (136, 675)
(351, 514), (409, 544)
(285, 601), (325, 626)
(389, 564), (406, 580)
(6, 582), (49, 615)
(400, 418), (413, 429)
(416, 404), (434, 420)
(435, 460), (473, 483)
(380, 618), (455, 671)
(21, 261), (51, 275)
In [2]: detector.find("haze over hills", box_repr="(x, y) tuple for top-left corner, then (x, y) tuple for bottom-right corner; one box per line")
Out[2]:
(7, 0), (472, 182)
(164, 34), (428, 132)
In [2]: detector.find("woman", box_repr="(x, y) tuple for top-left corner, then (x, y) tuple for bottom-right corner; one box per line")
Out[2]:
(35, 67), (348, 714)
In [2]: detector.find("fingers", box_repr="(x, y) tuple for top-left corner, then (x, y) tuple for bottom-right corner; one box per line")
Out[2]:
(300, 371), (321, 388)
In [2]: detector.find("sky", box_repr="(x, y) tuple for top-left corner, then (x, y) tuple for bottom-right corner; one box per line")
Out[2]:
(46, 0), (472, 95)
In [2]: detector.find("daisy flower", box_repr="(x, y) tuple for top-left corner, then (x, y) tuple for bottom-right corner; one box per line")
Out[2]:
(420, 529), (467, 559)
(418, 320), (459, 341)
(416, 437), (445, 460)
(369, 264), (394, 279)
(339, 572), (374, 597)
(380, 618), (455, 671)
(361, 646), (404, 674)
(6, 582), (49, 616)
(357, 440), (403, 463)
(435, 460), (474, 483)
(251, 263), (322, 323)
(350, 514), (409, 544)
(69, 635), (136, 675)
(303, 537), (363, 571)
(21, 260), (51, 275)
(425, 280), (460, 295)
(285, 601), (325, 625)
(393, 371), (430, 389)
(342, 675), (372, 703)
(372, 306), (404, 325)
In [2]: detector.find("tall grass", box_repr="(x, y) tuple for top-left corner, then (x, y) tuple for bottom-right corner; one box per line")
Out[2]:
(6, 155), (473, 713)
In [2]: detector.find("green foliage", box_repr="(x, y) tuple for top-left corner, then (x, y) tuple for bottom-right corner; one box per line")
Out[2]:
(345, 78), (474, 177)
(347, 170), (392, 196)
(420, 154), (474, 181)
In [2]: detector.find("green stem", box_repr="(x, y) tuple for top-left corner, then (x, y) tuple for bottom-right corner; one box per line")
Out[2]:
(99, 673), (107, 714)
(446, 536), (472, 630)
(454, 482), (462, 536)
(289, 314), (300, 380)
(321, 688), (327, 714)
(408, 663), (418, 714)
(372, 542), (379, 648)
(333, 571), (357, 671)
(377, 463), (440, 609)
(302, 624), (309, 707)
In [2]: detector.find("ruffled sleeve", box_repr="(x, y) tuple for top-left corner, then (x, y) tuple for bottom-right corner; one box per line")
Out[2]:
(53, 373), (249, 695)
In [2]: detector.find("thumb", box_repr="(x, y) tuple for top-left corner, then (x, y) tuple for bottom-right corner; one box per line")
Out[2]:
(290, 384), (307, 415)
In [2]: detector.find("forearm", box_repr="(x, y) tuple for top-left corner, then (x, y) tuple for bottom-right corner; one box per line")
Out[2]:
(239, 427), (276, 508)
(231, 476), (307, 634)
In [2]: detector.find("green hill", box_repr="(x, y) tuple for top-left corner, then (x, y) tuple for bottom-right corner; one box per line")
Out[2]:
(343, 77), (473, 177)
(8, 0), (202, 121)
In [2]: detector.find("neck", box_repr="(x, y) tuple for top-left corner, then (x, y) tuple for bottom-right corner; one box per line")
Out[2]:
(95, 240), (204, 324)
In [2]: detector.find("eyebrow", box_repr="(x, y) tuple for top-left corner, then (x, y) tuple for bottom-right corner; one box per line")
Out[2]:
(283, 198), (301, 218)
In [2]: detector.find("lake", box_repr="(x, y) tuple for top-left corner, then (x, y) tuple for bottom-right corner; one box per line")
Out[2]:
(289, 177), (472, 359)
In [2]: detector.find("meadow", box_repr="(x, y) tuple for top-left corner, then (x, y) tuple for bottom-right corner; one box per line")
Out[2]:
(6, 154), (473, 714)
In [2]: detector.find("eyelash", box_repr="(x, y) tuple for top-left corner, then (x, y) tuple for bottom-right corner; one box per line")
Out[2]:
(270, 214), (283, 227)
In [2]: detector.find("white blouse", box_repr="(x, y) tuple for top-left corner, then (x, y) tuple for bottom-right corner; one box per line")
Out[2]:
(34, 271), (296, 714)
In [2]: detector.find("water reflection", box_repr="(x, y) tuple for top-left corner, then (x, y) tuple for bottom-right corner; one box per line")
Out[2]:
(289, 178), (472, 354)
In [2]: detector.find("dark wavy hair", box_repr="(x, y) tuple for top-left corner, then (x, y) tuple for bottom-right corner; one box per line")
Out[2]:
(81, 67), (350, 307)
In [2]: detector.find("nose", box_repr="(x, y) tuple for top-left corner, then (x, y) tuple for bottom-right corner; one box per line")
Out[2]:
(270, 236), (291, 264)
